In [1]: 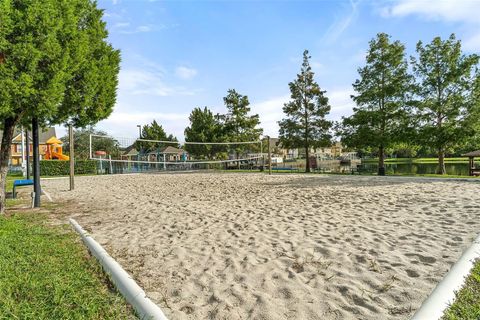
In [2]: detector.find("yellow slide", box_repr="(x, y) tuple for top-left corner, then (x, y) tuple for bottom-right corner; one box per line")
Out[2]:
(51, 151), (69, 161)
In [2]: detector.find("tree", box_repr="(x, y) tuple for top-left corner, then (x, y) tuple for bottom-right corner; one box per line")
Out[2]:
(220, 89), (263, 157)
(137, 120), (177, 154)
(184, 107), (224, 159)
(61, 127), (120, 160)
(339, 33), (412, 176)
(411, 34), (480, 174)
(278, 50), (332, 172)
(0, 0), (120, 213)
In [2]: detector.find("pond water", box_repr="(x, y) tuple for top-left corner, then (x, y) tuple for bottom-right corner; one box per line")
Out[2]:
(359, 162), (471, 176)
(314, 160), (474, 176)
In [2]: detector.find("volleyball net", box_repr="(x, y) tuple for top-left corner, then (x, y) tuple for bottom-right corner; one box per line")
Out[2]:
(89, 134), (266, 174)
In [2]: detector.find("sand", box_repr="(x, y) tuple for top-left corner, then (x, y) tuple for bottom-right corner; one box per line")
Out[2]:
(44, 173), (480, 320)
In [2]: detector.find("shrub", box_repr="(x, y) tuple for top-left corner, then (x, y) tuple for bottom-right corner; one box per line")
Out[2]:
(40, 160), (97, 176)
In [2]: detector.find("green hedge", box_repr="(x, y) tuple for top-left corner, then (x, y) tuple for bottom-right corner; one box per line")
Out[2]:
(40, 160), (97, 176)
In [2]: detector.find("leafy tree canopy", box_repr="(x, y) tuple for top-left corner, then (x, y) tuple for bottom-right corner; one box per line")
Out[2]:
(339, 33), (412, 175)
(0, 0), (120, 214)
(61, 127), (120, 159)
(184, 107), (225, 158)
(411, 33), (480, 173)
(137, 120), (178, 153)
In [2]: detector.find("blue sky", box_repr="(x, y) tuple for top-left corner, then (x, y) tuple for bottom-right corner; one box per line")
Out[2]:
(58, 0), (480, 140)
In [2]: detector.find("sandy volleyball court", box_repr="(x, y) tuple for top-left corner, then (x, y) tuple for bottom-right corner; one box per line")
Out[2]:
(44, 173), (480, 319)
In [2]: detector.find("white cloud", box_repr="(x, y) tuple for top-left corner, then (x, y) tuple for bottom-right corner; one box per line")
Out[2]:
(381, 0), (480, 51)
(381, 0), (480, 23)
(97, 111), (189, 140)
(55, 90), (356, 141)
(323, 0), (360, 43)
(464, 33), (480, 51)
(251, 95), (290, 138)
(118, 25), (153, 35)
(250, 88), (355, 138)
(114, 22), (130, 28)
(175, 66), (198, 80)
(326, 87), (355, 121)
(311, 61), (323, 72)
(119, 69), (197, 97)
(136, 25), (151, 32)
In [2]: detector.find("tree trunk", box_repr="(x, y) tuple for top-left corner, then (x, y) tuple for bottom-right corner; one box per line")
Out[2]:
(0, 117), (18, 214)
(437, 148), (446, 175)
(305, 146), (310, 173)
(378, 146), (385, 176)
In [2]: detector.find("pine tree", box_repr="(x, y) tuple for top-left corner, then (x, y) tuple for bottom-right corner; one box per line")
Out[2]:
(278, 50), (332, 172)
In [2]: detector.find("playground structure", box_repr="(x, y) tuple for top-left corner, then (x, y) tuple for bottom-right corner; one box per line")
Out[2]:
(44, 137), (69, 161)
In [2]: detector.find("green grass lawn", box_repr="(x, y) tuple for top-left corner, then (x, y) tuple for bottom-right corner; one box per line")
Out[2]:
(5, 176), (16, 192)
(0, 212), (135, 319)
(442, 259), (480, 320)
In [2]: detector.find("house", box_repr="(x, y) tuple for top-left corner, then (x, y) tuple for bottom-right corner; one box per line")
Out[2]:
(275, 140), (344, 160)
(121, 144), (189, 162)
(0, 127), (57, 166)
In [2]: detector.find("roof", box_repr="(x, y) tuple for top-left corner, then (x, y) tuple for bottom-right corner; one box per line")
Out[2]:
(463, 150), (480, 157)
(160, 146), (185, 154)
(46, 137), (63, 145)
(122, 144), (139, 156)
(122, 144), (186, 156)
(1, 127), (56, 145)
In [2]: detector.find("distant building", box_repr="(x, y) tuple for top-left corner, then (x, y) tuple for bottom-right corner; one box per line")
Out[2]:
(0, 127), (57, 166)
(121, 145), (189, 162)
(275, 140), (344, 160)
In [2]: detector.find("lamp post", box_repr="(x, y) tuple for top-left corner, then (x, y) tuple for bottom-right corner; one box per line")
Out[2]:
(137, 125), (142, 138)
(32, 118), (41, 207)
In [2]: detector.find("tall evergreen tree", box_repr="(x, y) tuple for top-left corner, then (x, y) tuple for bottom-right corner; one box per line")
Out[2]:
(411, 34), (480, 174)
(278, 50), (332, 172)
(340, 33), (412, 175)
(0, 0), (120, 214)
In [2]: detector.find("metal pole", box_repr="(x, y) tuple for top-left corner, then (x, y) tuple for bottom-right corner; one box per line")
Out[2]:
(21, 127), (25, 177)
(260, 140), (263, 172)
(89, 133), (92, 159)
(26, 130), (30, 179)
(32, 118), (41, 207)
(69, 124), (74, 190)
(268, 136), (272, 175)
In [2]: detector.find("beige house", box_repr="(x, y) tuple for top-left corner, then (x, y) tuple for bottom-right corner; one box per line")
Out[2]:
(274, 140), (344, 160)
(121, 145), (189, 162)
(0, 128), (57, 166)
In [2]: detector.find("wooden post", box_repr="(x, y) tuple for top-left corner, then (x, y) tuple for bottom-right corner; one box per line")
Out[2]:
(268, 136), (272, 175)
(69, 124), (74, 190)
(32, 118), (41, 207)
(469, 156), (474, 176)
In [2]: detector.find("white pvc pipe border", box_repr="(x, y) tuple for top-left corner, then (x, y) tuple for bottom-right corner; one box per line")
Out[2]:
(411, 233), (480, 320)
(69, 219), (168, 320)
